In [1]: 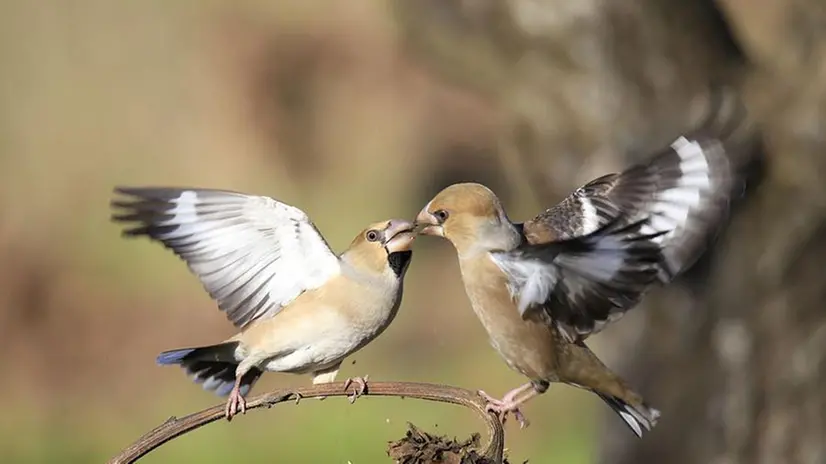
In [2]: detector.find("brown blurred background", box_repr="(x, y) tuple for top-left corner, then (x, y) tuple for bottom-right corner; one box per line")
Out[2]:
(1, 1), (824, 463)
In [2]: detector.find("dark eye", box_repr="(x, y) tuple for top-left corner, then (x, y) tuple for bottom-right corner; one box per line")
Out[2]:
(434, 209), (449, 222)
(365, 229), (380, 242)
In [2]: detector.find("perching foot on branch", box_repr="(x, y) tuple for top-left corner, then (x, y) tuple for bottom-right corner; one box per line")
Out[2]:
(224, 383), (247, 421)
(478, 383), (536, 429)
(343, 375), (369, 404)
(106, 381), (505, 464)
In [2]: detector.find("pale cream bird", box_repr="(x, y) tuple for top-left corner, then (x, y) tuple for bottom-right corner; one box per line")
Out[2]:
(415, 133), (736, 436)
(111, 187), (416, 420)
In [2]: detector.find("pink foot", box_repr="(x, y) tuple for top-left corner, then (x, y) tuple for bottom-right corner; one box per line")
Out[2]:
(224, 387), (247, 421)
(343, 375), (369, 404)
(477, 383), (537, 429)
(478, 390), (530, 428)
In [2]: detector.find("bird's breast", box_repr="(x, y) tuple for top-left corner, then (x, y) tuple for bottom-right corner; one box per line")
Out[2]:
(333, 277), (404, 349)
(459, 255), (559, 381)
(236, 276), (403, 373)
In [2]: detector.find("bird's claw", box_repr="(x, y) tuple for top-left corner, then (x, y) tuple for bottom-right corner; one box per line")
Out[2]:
(477, 389), (500, 404)
(478, 389), (531, 429)
(343, 375), (369, 404)
(291, 391), (304, 405)
(224, 389), (247, 422)
(513, 408), (531, 429)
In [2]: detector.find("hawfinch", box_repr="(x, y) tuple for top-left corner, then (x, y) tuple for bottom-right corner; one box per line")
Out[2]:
(415, 134), (735, 436)
(111, 187), (416, 420)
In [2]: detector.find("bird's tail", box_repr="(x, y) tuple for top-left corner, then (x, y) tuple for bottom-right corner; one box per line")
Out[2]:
(593, 391), (661, 438)
(157, 342), (262, 398)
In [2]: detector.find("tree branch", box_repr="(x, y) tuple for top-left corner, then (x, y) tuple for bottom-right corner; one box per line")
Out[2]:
(107, 381), (505, 464)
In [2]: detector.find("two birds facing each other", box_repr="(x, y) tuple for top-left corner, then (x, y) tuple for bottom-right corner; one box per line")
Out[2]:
(111, 132), (736, 438)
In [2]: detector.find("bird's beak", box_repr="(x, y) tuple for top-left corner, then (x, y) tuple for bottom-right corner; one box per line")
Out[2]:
(383, 219), (417, 254)
(415, 208), (443, 237)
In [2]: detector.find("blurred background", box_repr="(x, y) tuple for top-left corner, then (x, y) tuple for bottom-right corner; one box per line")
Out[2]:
(1, 0), (825, 463)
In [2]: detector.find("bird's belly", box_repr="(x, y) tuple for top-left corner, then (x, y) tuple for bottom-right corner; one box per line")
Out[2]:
(471, 298), (559, 382)
(459, 255), (559, 381)
(246, 314), (379, 375)
(261, 336), (359, 374)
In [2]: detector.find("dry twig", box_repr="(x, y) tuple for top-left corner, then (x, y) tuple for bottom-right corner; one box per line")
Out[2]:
(107, 381), (505, 464)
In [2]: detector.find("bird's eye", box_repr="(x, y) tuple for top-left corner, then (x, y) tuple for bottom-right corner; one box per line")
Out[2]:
(366, 229), (380, 242)
(434, 209), (449, 222)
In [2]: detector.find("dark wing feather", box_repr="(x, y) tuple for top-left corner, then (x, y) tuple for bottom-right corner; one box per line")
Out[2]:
(492, 217), (666, 339)
(499, 134), (735, 339)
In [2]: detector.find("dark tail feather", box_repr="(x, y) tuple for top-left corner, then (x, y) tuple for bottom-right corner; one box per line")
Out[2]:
(186, 360), (263, 397)
(594, 391), (661, 438)
(156, 348), (197, 365)
(156, 341), (239, 366)
(156, 342), (262, 397)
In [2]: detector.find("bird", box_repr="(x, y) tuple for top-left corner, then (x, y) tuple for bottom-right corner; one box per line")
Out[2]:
(111, 187), (417, 420)
(415, 133), (736, 437)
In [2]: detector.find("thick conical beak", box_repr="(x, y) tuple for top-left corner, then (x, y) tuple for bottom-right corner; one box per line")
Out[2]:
(415, 208), (443, 236)
(383, 219), (417, 253)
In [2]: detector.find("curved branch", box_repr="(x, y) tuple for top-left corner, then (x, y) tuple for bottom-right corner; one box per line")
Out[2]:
(107, 381), (505, 464)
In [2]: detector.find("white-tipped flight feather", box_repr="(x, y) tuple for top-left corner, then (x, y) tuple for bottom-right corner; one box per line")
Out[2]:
(499, 133), (734, 338)
(111, 187), (341, 329)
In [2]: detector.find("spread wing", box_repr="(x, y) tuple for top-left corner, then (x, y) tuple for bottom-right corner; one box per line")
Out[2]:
(111, 187), (341, 329)
(494, 134), (735, 340)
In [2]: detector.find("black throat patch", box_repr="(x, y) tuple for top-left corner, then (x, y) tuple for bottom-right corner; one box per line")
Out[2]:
(387, 250), (413, 277)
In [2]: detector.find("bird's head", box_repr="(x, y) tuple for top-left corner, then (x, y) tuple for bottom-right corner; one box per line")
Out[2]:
(344, 219), (417, 278)
(415, 183), (514, 254)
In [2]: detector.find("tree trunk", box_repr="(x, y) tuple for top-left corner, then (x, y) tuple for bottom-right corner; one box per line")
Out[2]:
(394, 1), (826, 463)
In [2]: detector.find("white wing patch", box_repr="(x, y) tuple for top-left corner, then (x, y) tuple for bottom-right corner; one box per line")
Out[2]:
(113, 187), (342, 328)
(640, 136), (712, 244)
(491, 229), (648, 317)
(171, 191), (199, 223)
(578, 194), (602, 235)
(496, 133), (732, 338)
(490, 254), (558, 317)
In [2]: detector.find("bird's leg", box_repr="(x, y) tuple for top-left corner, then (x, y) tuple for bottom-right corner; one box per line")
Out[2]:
(311, 363), (342, 402)
(479, 382), (535, 405)
(478, 382), (539, 429)
(224, 378), (247, 421)
(343, 375), (369, 404)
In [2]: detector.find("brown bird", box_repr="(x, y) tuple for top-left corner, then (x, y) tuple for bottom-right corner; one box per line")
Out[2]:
(111, 187), (416, 420)
(415, 134), (735, 436)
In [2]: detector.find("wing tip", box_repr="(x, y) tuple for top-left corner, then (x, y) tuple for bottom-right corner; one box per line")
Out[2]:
(112, 186), (187, 201)
(112, 186), (135, 197)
